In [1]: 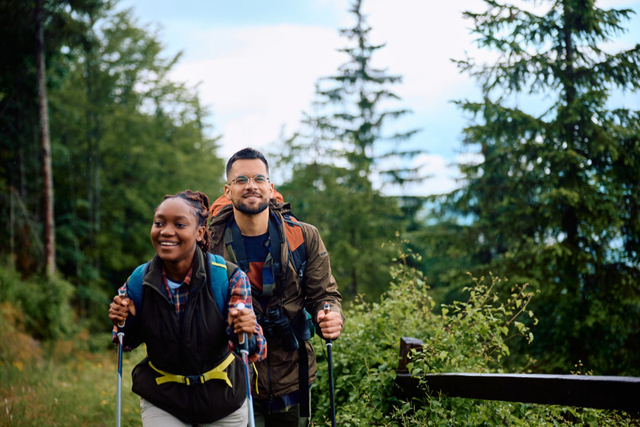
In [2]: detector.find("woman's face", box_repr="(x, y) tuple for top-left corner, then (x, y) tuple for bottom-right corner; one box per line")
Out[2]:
(150, 198), (204, 264)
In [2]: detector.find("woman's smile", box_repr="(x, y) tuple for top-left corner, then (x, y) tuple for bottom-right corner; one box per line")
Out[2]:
(151, 198), (203, 266)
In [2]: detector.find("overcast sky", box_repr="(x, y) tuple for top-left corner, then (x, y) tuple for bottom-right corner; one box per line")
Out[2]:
(117, 0), (640, 196)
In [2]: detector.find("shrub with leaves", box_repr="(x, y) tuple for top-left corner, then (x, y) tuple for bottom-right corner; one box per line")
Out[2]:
(0, 261), (75, 341)
(415, 274), (537, 375)
(0, 302), (44, 366)
(310, 247), (635, 426)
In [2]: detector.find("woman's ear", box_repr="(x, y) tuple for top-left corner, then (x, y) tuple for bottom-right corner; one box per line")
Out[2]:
(196, 225), (206, 242)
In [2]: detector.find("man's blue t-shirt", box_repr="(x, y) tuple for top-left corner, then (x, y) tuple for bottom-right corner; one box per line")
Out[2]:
(242, 232), (269, 293)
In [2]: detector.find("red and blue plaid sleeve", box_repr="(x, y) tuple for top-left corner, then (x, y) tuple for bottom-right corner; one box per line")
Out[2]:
(227, 268), (267, 363)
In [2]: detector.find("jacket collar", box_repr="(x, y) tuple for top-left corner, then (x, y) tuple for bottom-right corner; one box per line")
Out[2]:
(144, 247), (207, 292)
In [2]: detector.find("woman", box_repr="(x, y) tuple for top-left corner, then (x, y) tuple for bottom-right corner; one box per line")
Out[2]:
(108, 190), (265, 426)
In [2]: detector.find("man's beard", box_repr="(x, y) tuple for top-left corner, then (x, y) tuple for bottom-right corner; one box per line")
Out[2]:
(234, 198), (269, 215)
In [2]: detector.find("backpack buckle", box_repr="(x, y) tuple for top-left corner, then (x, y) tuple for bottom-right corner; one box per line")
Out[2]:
(185, 375), (205, 386)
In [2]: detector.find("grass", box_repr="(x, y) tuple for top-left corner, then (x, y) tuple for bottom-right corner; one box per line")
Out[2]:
(0, 342), (145, 426)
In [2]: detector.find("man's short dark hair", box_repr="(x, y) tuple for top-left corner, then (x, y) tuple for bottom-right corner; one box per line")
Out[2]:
(226, 147), (269, 178)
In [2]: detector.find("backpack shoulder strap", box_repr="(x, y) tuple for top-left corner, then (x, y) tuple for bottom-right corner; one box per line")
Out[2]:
(283, 213), (307, 283)
(126, 255), (230, 317)
(206, 252), (230, 319)
(225, 260), (239, 282)
(126, 261), (151, 311)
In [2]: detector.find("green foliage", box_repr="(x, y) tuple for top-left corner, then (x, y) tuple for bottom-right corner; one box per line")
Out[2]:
(423, 0), (640, 374)
(0, 302), (44, 366)
(416, 274), (538, 374)
(48, 6), (225, 286)
(392, 399), (635, 427)
(311, 246), (435, 424)
(0, 262), (75, 341)
(0, 0), (105, 276)
(310, 247), (634, 425)
(0, 1), (225, 335)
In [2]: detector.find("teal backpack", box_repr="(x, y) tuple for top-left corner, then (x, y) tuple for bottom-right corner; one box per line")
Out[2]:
(126, 252), (232, 318)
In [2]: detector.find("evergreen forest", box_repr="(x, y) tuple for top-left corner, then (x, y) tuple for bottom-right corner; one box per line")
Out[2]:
(1, 0), (639, 425)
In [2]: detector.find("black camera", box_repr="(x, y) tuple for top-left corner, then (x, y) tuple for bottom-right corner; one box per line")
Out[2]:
(257, 307), (299, 352)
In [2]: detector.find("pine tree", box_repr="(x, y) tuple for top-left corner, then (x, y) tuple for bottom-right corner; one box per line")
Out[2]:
(47, 6), (225, 321)
(0, 1), (225, 329)
(315, 0), (421, 182)
(276, 0), (422, 299)
(432, 0), (640, 374)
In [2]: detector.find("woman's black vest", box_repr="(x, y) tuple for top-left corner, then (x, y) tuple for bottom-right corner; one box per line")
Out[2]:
(130, 249), (246, 424)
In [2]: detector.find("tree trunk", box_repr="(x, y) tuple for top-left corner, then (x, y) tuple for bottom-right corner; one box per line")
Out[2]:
(35, 0), (55, 276)
(84, 21), (101, 274)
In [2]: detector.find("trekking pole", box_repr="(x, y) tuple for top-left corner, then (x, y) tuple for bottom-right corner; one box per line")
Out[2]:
(324, 302), (336, 427)
(236, 303), (256, 427)
(116, 288), (126, 427)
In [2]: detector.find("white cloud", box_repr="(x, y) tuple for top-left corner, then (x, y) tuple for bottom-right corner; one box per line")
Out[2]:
(162, 0), (639, 180)
(165, 2), (493, 163)
(168, 24), (344, 160)
(363, 0), (487, 109)
(598, 0), (640, 7)
(455, 150), (483, 167)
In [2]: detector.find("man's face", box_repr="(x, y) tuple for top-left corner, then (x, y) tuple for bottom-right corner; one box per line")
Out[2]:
(225, 159), (274, 215)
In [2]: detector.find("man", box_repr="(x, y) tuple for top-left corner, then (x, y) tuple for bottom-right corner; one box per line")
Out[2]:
(208, 147), (343, 426)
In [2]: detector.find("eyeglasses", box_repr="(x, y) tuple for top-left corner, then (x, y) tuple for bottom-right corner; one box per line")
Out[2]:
(228, 174), (270, 186)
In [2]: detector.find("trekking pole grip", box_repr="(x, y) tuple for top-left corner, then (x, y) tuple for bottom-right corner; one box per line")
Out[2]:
(236, 302), (248, 350)
(323, 302), (332, 343)
(117, 288), (126, 328)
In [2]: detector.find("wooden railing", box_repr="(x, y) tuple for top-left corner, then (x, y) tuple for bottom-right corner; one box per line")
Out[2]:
(395, 337), (640, 415)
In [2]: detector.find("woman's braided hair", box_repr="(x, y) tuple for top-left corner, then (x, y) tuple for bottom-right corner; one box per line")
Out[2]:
(163, 190), (212, 252)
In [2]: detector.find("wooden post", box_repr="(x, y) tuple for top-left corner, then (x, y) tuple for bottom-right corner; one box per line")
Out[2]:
(398, 337), (424, 374)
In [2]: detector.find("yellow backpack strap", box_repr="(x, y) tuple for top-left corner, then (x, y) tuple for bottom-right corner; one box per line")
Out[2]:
(148, 353), (235, 387)
(252, 363), (259, 394)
